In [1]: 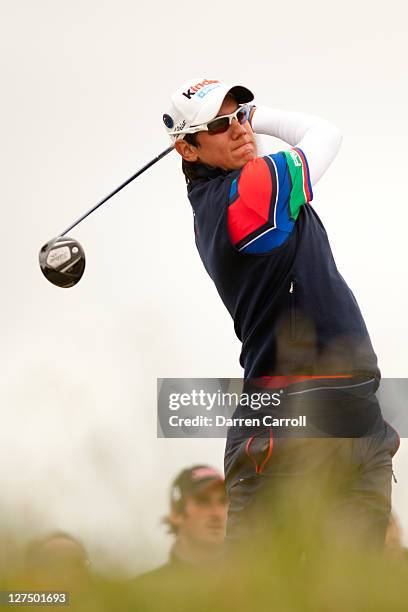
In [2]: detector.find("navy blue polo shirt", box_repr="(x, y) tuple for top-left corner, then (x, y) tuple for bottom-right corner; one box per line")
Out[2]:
(187, 151), (380, 388)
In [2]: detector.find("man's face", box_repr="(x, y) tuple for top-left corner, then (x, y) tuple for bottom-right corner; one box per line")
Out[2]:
(176, 95), (258, 171)
(174, 482), (228, 548)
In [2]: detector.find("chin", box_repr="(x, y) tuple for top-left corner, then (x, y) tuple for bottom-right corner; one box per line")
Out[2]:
(237, 155), (256, 168)
(238, 148), (257, 164)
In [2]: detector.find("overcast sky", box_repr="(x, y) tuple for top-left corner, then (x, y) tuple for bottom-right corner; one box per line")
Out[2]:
(1, 0), (407, 574)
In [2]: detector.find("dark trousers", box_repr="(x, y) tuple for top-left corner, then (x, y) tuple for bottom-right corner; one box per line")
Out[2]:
(224, 414), (399, 554)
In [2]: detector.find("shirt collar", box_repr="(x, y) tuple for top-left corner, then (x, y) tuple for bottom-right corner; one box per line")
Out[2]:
(187, 163), (230, 191)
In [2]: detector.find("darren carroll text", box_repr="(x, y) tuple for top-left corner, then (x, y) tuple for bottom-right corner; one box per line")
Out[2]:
(168, 415), (307, 428)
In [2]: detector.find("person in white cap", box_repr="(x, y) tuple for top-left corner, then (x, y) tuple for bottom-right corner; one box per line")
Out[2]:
(162, 77), (399, 552)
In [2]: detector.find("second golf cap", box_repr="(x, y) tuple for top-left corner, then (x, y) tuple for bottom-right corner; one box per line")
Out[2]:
(170, 465), (225, 509)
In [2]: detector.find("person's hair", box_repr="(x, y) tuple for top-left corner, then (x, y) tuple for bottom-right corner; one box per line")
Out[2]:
(181, 133), (200, 184)
(25, 530), (89, 569)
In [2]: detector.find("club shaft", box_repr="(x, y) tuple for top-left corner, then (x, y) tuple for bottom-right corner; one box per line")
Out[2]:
(58, 145), (174, 237)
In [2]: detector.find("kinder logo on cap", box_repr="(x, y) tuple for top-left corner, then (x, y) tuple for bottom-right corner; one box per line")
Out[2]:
(182, 79), (221, 100)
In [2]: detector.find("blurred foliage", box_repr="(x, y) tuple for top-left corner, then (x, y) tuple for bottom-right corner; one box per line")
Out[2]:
(1, 525), (408, 612)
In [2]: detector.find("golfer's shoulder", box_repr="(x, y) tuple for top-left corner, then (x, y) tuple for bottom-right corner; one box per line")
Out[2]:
(230, 156), (280, 209)
(237, 155), (275, 187)
(238, 151), (298, 186)
(188, 170), (232, 209)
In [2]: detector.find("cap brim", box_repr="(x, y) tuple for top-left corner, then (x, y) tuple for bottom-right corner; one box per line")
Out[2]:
(228, 85), (254, 104)
(192, 83), (254, 125)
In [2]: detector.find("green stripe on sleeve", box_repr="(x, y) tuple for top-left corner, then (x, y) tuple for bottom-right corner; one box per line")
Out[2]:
(283, 149), (308, 220)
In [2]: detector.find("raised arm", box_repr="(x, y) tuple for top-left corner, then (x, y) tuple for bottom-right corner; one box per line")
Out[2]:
(251, 106), (343, 185)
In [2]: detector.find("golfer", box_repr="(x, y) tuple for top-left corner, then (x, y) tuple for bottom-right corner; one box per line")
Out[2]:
(163, 78), (399, 550)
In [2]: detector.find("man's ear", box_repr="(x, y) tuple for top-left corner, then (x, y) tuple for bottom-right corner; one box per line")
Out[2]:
(169, 508), (184, 529)
(174, 139), (199, 163)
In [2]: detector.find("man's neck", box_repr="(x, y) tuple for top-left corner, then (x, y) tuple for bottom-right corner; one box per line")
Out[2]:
(172, 539), (223, 565)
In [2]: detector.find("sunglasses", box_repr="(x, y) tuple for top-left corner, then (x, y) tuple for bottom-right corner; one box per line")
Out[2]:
(183, 104), (250, 136)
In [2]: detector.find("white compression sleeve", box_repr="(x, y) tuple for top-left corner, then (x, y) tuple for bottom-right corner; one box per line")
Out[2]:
(251, 105), (343, 185)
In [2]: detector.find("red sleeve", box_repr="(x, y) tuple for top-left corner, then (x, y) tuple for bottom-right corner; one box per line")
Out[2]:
(227, 157), (276, 245)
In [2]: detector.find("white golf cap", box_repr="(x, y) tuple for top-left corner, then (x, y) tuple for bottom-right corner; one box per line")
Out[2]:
(163, 77), (254, 142)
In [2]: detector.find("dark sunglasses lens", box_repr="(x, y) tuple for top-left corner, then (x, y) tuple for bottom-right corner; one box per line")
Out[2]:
(237, 107), (248, 124)
(207, 117), (230, 134)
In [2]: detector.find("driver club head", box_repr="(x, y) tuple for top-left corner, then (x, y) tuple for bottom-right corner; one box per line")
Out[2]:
(39, 236), (86, 288)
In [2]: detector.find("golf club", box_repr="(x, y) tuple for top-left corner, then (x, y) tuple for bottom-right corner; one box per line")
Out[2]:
(39, 145), (174, 288)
